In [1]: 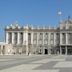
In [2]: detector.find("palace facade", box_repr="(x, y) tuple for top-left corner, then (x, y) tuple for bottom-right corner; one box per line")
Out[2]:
(3, 17), (72, 55)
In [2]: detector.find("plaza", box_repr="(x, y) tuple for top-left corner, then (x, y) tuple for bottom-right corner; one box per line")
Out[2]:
(0, 55), (72, 72)
(0, 0), (72, 72)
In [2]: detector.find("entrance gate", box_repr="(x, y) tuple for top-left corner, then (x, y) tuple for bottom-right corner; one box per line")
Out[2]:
(45, 49), (48, 54)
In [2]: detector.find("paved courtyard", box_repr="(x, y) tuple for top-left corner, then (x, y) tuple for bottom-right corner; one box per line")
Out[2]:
(0, 54), (72, 72)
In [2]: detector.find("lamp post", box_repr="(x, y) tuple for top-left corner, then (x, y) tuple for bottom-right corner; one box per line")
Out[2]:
(58, 11), (62, 23)
(58, 11), (62, 55)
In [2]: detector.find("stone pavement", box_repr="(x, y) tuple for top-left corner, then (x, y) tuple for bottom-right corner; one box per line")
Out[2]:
(0, 55), (72, 72)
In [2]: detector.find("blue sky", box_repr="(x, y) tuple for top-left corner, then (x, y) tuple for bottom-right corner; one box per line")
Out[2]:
(0, 0), (72, 41)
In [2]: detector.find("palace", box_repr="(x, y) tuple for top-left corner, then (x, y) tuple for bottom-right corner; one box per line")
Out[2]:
(1, 17), (72, 55)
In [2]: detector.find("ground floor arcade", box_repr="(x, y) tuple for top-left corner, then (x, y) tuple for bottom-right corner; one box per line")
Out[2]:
(60, 46), (72, 55)
(0, 44), (72, 55)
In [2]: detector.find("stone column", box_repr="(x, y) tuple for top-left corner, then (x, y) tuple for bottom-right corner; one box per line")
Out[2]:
(60, 46), (62, 55)
(17, 32), (20, 44)
(12, 32), (15, 44)
(23, 32), (25, 45)
(48, 48), (51, 55)
(60, 33), (62, 45)
(48, 33), (51, 45)
(42, 33), (44, 54)
(48, 33), (51, 55)
(66, 33), (68, 45)
(54, 33), (56, 46)
(6, 32), (9, 44)
(65, 46), (67, 55)
(43, 46), (45, 54)
(31, 33), (33, 54)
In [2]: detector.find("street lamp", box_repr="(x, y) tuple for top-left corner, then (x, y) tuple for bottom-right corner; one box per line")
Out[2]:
(58, 11), (62, 23)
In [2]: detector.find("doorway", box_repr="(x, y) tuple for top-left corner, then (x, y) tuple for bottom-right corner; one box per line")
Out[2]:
(62, 48), (65, 54)
(45, 49), (48, 54)
(67, 47), (72, 55)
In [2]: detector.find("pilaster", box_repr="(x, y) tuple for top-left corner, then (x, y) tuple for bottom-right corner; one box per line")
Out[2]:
(12, 32), (14, 44)
(65, 46), (67, 55)
(60, 46), (62, 55)
(66, 33), (68, 45)
(6, 32), (9, 44)
(60, 33), (62, 45)
(17, 32), (20, 44)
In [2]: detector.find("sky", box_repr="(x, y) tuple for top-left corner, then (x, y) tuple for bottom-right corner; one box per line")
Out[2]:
(0, 0), (72, 41)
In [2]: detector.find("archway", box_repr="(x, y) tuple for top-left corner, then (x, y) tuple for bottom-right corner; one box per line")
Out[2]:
(45, 49), (48, 54)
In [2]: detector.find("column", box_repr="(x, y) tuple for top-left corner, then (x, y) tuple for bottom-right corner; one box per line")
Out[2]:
(66, 33), (68, 45)
(12, 32), (14, 44)
(23, 32), (25, 45)
(65, 46), (67, 55)
(54, 33), (56, 46)
(43, 46), (45, 54)
(17, 32), (20, 44)
(60, 46), (62, 55)
(60, 33), (62, 45)
(48, 48), (51, 55)
(42, 33), (44, 54)
(25, 32), (29, 55)
(31, 32), (33, 54)
(36, 33), (38, 54)
(6, 32), (9, 44)
(54, 33), (56, 54)
(48, 32), (51, 45)
(48, 33), (51, 55)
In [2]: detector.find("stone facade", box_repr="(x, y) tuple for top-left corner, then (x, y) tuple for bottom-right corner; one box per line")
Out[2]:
(4, 17), (72, 55)
(0, 42), (13, 55)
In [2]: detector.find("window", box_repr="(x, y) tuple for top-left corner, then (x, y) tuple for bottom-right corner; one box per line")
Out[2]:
(20, 32), (23, 44)
(14, 33), (17, 44)
(28, 33), (31, 45)
(51, 33), (54, 40)
(28, 33), (31, 40)
(39, 33), (43, 40)
(68, 33), (72, 44)
(33, 33), (37, 40)
(44, 33), (48, 39)
(62, 33), (66, 44)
